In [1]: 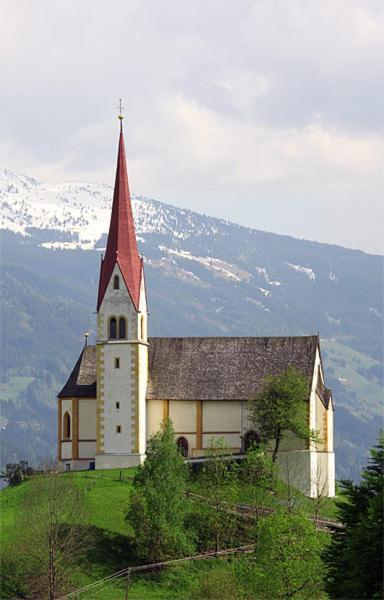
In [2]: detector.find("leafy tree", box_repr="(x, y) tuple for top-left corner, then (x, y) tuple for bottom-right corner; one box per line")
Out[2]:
(248, 366), (316, 462)
(189, 565), (244, 600)
(236, 512), (325, 599)
(199, 438), (238, 553)
(324, 430), (384, 599)
(239, 445), (277, 520)
(15, 471), (89, 600)
(127, 419), (193, 562)
(4, 461), (33, 486)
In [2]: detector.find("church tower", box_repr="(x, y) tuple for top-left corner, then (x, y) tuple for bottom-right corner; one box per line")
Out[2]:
(95, 120), (148, 469)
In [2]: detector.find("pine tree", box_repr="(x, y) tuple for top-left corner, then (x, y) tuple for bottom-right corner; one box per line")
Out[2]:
(127, 419), (193, 563)
(324, 430), (384, 599)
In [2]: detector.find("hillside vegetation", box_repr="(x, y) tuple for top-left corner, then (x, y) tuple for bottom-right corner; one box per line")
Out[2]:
(1, 466), (334, 599)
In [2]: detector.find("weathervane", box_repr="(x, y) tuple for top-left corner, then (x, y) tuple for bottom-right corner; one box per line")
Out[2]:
(118, 98), (124, 122)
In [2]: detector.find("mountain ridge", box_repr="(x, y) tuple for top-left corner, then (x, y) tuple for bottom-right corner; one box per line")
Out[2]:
(2, 168), (381, 257)
(0, 168), (382, 480)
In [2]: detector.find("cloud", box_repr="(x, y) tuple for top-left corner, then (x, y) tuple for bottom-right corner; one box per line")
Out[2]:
(0, 0), (382, 253)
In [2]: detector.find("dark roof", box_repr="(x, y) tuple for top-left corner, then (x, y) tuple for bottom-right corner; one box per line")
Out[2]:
(147, 336), (318, 401)
(58, 335), (322, 402)
(58, 345), (97, 398)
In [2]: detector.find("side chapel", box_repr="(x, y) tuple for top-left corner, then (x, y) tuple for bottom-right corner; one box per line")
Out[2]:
(58, 121), (335, 497)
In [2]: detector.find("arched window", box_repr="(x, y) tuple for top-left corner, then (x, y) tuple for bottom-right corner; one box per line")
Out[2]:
(244, 430), (260, 452)
(63, 412), (71, 440)
(113, 275), (120, 290)
(176, 437), (189, 458)
(109, 317), (117, 339)
(118, 317), (127, 339)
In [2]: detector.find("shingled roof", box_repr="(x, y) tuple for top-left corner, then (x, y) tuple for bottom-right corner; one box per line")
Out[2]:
(58, 336), (320, 401)
(147, 336), (319, 401)
(58, 345), (97, 398)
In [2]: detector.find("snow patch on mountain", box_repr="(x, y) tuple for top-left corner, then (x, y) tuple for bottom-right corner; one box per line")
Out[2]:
(284, 262), (316, 280)
(159, 246), (252, 282)
(258, 287), (272, 297)
(0, 169), (228, 250)
(254, 266), (281, 286)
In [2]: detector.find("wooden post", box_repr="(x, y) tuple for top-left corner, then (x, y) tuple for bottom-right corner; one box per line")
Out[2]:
(163, 399), (169, 421)
(58, 398), (62, 462)
(72, 398), (79, 460)
(196, 400), (202, 450)
(125, 567), (131, 600)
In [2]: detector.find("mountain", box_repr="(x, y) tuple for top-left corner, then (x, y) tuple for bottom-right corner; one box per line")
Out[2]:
(0, 168), (382, 480)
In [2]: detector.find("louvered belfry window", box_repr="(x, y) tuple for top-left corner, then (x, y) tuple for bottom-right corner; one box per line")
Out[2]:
(109, 317), (117, 339)
(119, 317), (127, 339)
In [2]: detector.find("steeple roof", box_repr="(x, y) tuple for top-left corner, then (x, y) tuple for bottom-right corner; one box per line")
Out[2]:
(97, 126), (143, 310)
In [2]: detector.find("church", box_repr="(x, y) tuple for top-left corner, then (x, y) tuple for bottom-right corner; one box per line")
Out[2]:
(58, 122), (335, 498)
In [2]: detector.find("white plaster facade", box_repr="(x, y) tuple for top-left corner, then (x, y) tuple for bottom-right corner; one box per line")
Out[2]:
(95, 263), (148, 469)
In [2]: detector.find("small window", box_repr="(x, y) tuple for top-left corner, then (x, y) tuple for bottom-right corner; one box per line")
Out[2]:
(115, 357), (120, 369)
(116, 425), (122, 433)
(116, 402), (120, 410)
(109, 317), (117, 339)
(176, 437), (189, 458)
(244, 430), (261, 452)
(63, 411), (71, 440)
(118, 317), (127, 339)
(113, 275), (120, 289)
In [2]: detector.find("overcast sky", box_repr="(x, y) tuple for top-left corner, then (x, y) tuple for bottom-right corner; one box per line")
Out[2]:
(1, 0), (383, 254)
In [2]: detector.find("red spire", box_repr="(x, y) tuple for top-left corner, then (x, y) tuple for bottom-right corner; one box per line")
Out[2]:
(97, 125), (143, 310)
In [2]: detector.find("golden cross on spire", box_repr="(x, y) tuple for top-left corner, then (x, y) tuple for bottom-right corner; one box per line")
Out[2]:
(118, 98), (124, 121)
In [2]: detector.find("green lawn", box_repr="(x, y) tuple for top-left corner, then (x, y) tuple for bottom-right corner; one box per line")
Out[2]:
(0, 468), (336, 599)
(188, 471), (341, 520)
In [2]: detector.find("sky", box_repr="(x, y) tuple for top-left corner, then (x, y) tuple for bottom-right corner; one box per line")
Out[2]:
(1, 0), (383, 254)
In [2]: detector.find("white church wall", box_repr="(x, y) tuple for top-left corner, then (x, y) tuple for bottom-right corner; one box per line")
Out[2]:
(79, 399), (96, 440)
(146, 400), (163, 437)
(202, 401), (240, 433)
(276, 451), (312, 497)
(312, 451), (335, 497)
(101, 343), (135, 454)
(78, 441), (96, 459)
(327, 404), (334, 452)
(61, 441), (72, 460)
(61, 399), (72, 420)
(170, 400), (196, 433)
(96, 263), (147, 468)
(202, 432), (241, 450)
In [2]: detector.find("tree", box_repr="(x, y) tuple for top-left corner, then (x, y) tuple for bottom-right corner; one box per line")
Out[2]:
(126, 419), (193, 563)
(236, 512), (324, 599)
(248, 366), (316, 462)
(16, 471), (89, 600)
(4, 460), (33, 486)
(239, 444), (277, 520)
(199, 438), (238, 553)
(324, 430), (384, 599)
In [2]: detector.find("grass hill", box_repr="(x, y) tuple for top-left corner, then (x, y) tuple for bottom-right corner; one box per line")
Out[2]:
(1, 469), (336, 599)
